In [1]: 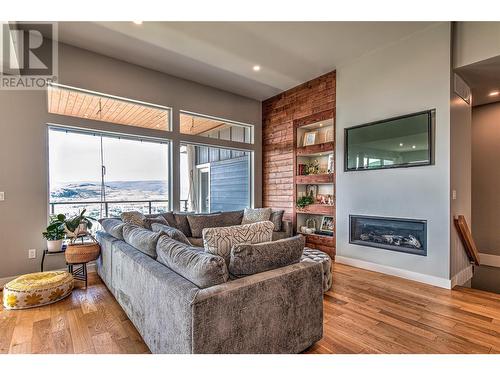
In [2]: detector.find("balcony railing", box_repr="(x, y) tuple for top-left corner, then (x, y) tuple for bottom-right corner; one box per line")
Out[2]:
(49, 199), (189, 218)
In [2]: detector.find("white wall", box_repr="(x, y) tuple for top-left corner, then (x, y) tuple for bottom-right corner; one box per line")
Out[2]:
(335, 23), (452, 283)
(0, 42), (261, 281)
(454, 22), (500, 68)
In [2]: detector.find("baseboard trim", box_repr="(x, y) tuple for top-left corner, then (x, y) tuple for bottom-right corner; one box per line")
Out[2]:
(479, 253), (500, 267)
(0, 262), (96, 289)
(451, 264), (474, 288)
(335, 255), (452, 289)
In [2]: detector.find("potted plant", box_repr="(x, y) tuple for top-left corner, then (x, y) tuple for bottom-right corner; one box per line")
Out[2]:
(43, 214), (66, 252)
(64, 209), (96, 238)
(296, 195), (315, 209)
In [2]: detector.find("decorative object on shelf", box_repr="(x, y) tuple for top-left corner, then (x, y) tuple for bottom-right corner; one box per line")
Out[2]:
(328, 154), (334, 173)
(305, 159), (320, 175)
(320, 216), (335, 233)
(306, 184), (318, 199)
(303, 131), (317, 146)
(304, 218), (317, 234)
(297, 163), (306, 175)
(296, 195), (314, 209)
(316, 194), (334, 205)
(64, 209), (96, 238)
(42, 214), (66, 252)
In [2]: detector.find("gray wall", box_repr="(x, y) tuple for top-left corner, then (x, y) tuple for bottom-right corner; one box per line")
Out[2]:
(472, 102), (500, 256)
(454, 22), (500, 68)
(0, 42), (261, 280)
(335, 22), (453, 280)
(450, 75), (472, 279)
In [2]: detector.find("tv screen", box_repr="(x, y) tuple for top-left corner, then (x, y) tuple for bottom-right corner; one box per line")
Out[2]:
(345, 110), (433, 171)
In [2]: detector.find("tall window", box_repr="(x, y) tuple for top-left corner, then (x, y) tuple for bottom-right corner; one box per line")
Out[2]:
(48, 128), (170, 219)
(180, 143), (251, 213)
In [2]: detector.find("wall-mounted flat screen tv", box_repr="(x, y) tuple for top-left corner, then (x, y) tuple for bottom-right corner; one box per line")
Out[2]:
(345, 110), (434, 171)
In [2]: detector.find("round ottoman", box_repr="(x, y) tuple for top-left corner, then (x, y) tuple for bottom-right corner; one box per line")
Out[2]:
(301, 248), (333, 292)
(3, 271), (73, 310)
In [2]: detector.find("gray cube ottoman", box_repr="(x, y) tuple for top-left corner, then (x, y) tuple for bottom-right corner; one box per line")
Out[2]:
(301, 248), (333, 292)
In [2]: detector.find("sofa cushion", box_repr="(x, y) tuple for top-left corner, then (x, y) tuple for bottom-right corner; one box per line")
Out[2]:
(121, 211), (147, 227)
(122, 224), (165, 259)
(156, 236), (229, 289)
(187, 210), (243, 238)
(143, 215), (168, 230)
(151, 223), (191, 245)
(173, 213), (193, 237)
(229, 235), (305, 277)
(202, 221), (274, 264)
(98, 218), (126, 240)
(241, 208), (272, 225)
(146, 211), (177, 227)
(269, 209), (285, 232)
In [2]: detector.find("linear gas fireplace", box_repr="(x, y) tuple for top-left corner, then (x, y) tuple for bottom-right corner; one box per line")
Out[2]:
(349, 215), (427, 256)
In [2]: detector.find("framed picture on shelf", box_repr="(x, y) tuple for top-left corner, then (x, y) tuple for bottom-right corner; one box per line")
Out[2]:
(303, 131), (317, 146)
(306, 184), (318, 198)
(320, 215), (334, 233)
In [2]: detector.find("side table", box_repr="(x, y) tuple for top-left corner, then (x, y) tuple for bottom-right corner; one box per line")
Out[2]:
(40, 248), (66, 272)
(40, 247), (89, 288)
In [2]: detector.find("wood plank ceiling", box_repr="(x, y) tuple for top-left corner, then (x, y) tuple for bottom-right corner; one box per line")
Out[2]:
(47, 85), (170, 131)
(179, 113), (227, 135)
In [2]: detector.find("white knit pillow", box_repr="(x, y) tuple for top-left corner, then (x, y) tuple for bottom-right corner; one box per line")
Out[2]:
(202, 221), (274, 263)
(241, 208), (272, 225)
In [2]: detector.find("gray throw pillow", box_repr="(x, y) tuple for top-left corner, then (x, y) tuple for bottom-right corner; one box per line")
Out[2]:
(151, 222), (191, 245)
(186, 211), (243, 238)
(120, 211), (147, 227)
(241, 207), (272, 225)
(122, 224), (165, 259)
(269, 209), (285, 232)
(156, 236), (229, 289)
(98, 218), (125, 240)
(173, 213), (193, 237)
(143, 215), (168, 230)
(229, 235), (305, 277)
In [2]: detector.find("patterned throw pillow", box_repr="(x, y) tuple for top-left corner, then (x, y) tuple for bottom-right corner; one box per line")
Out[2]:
(241, 208), (273, 225)
(269, 209), (285, 232)
(120, 211), (147, 227)
(202, 221), (274, 264)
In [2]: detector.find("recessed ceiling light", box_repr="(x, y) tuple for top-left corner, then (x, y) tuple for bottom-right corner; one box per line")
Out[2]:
(253, 65), (261, 72)
(399, 143), (404, 147)
(412, 145), (416, 149)
(133, 21), (143, 25)
(319, 123), (323, 127)
(489, 90), (499, 97)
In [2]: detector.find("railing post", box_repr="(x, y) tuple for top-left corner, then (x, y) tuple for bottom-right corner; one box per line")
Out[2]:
(105, 202), (109, 218)
(149, 201), (152, 214)
(50, 203), (54, 215)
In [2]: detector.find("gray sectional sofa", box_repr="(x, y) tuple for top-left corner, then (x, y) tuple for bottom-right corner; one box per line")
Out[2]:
(96, 210), (324, 354)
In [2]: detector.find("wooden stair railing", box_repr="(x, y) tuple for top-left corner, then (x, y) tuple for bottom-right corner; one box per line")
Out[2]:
(454, 215), (481, 266)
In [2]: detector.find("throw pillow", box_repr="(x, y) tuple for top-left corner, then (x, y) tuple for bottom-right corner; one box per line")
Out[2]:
(143, 215), (168, 230)
(202, 221), (274, 264)
(269, 209), (285, 232)
(151, 222), (191, 245)
(156, 236), (229, 289)
(241, 207), (272, 225)
(186, 211), (243, 238)
(173, 213), (193, 237)
(98, 218), (126, 240)
(122, 224), (165, 259)
(120, 211), (147, 227)
(229, 235), (305, 277)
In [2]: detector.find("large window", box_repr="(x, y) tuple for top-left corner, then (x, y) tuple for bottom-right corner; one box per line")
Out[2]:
(48, 128), (170, 219)
(180, 143), (251, 213)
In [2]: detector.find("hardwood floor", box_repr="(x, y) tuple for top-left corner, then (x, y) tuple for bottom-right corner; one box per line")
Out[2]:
(2, 263), (500, 354)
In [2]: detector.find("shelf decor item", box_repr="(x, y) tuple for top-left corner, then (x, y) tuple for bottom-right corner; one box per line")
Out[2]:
(320, 216), (335, 233)
(42, 214), (66, 252)
(65, 232), (101, 264)
(303, 131), (317, 146)
(297, 195), (314, 209)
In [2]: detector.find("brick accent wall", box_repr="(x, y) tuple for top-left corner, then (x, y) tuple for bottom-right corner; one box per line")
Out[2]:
(262, 71), (336, 221)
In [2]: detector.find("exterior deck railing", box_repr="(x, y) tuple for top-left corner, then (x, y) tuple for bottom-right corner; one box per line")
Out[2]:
(49, 199), (189, 217)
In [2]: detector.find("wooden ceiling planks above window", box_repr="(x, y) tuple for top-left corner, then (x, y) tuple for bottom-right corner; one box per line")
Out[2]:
(179, 113), (227, 135)
(47, 85), (170, 131)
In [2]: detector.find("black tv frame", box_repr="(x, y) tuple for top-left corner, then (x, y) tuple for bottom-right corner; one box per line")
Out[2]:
(344, 109), (434, 172)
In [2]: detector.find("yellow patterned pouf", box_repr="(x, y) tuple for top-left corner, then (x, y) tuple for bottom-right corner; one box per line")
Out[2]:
(2, 271), (73, 310)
